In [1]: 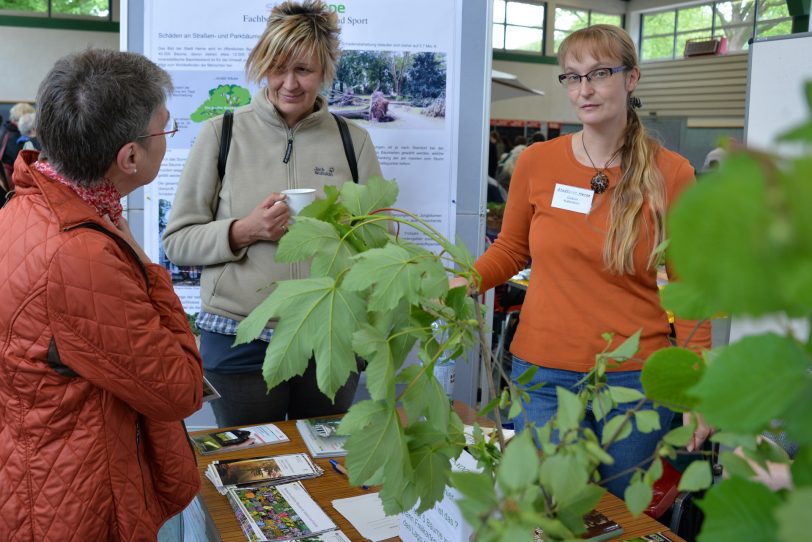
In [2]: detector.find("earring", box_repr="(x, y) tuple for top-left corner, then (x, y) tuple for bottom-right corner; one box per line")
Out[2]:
(133, 168), (138, 174)
(628, 96), (642, 109)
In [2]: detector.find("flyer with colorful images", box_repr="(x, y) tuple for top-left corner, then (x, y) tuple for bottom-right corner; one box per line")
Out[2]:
(227, 482), (336, 541)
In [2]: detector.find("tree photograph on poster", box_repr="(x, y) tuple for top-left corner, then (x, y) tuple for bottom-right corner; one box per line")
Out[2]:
(159, 199), (202, 286)
(329, 50), (446, 129)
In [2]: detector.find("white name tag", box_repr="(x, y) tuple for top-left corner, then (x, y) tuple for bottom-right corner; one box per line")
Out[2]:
(551, 183), (594, 214)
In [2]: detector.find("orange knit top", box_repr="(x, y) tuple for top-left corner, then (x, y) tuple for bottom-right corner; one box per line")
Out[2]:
(476, 134), (711, 372)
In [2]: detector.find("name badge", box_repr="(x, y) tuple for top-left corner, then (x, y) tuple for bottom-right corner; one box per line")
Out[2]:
(551, 183), (594, 214)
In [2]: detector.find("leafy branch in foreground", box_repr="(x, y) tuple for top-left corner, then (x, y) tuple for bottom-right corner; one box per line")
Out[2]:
(646, 82), (812, 542)
(234, 176), (693, 540)
(234, 81), (812, 542)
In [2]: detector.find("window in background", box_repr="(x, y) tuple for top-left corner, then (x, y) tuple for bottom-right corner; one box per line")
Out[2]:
(0, 0), (110, 18)
(640, 0), (792, 61)
(493, 0), (546, 54)
(553, 6), (622, 53)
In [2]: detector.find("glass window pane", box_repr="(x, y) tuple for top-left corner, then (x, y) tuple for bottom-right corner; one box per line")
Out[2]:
(677, 31), (715, 57)
(715, 1), (756, 29)
(506, 1), (544, 27)
(716, 24), (752, 51)
(677, 5), (713, 32)
(555, 7), (588, 32)
(756, 19), (792, 39)
(554, 29), (571, 53)
(0, 0), (47, 13)
(641, 36), (675, 61)
(493, 0), (506, 24)
(643, 11), (676, 37)
(591, 12), (622, 27)
(51, 0), (110, 17)
(492, 23), (506, 49)
(758, 0), (789, 20)
(504, 24), (543, 52)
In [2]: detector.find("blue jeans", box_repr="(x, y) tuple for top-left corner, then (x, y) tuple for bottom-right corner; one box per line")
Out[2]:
(510, 357), (674, 498)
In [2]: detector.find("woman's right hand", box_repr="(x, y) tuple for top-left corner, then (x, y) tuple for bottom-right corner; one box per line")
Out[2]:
(229, 193), (290, 251)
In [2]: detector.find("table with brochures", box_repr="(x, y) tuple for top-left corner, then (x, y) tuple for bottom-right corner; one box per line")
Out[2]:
(191, 402), (685, 542)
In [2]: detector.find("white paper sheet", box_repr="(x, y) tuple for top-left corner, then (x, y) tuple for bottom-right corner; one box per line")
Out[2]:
(332, 493), (401, 542)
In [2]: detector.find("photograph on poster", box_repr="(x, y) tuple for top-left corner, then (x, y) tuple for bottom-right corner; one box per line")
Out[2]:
(159, 199), (202, 286)
(166, 71), (255, 149)
(330, 50), (446, 129)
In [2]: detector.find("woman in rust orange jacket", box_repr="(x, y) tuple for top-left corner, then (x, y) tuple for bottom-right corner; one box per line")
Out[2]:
(0, 49), (203, 541)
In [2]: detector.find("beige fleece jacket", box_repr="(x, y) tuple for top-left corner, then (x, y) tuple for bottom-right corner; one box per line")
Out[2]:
(162, 89), (382, 321)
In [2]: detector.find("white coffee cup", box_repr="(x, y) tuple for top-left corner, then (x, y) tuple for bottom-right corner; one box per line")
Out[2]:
(281, 188), (316, 216)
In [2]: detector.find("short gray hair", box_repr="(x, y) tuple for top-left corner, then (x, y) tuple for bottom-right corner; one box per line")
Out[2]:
(36, 49), (173, 186)
(17, 112), (36, 137)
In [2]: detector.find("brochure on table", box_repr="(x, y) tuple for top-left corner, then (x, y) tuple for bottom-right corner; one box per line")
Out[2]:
(135, 0), (462, 314)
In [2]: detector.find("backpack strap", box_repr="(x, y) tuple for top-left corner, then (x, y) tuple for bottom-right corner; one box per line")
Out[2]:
(332, 113), (358, 183)
(217, 110), (234, 181)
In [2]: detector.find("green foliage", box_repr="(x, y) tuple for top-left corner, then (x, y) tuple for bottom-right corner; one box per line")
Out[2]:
(648, 84), (812, 541)
(697, 478), (782, 542)
(240, 91), (812, 539)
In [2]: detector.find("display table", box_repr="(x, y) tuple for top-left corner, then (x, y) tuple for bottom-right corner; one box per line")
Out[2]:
(192, 404), (684, 542)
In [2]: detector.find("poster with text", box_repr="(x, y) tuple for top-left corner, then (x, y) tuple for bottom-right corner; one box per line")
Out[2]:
(140, 0), (461, 314)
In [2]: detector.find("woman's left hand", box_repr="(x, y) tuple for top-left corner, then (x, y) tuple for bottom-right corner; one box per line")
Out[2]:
(104, 214), (152, 264)
(684, 411), (712, 452)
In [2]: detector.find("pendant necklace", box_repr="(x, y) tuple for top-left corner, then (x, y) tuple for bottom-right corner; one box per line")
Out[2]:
(581, 134), (622, 194)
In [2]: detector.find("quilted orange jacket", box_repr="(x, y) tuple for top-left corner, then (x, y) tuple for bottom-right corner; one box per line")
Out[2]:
(0, 152), (204, 541)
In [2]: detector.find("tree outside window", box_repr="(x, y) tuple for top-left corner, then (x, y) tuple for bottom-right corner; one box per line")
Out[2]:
(553, 6), (622, 53)
(641, 0), (791, 62)
(0, 0), (110, 18)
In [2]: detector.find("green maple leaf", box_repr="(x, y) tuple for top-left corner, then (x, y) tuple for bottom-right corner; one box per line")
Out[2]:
(624, 476), (653, 517)
(406, 418), (464, 513)
(691, 334), (808, 434)
(697, 478), (780, 542)
(276, 217), (357, 277)
(540, 453), (589, 507)
(341, 175), (399, 215)
(236, 277), (366, 400)
(340, 400), (412, 514)
(497, 431), (539, 492)
(398, 364), (452, 431)
(343, 244), (426, 311)
(451, 471), (498, 528)
(641, 347), (705, 412)
(340, 176), (399, 248)
(776, 487), (812, 542)
(353, 322), (410, 403)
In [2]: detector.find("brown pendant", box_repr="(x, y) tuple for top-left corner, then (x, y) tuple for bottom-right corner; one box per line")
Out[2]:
(590, 172), (609, 194)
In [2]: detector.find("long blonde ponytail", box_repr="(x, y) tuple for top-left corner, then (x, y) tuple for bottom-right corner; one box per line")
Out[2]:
(605, 108), (665, 275)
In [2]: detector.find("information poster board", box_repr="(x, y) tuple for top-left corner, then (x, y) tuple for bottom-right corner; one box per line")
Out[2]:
(132, 0), (462, 313)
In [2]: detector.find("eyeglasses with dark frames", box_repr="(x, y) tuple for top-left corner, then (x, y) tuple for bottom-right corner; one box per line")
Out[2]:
(136, 116), (178, 139)
(558, 66), (628, 88)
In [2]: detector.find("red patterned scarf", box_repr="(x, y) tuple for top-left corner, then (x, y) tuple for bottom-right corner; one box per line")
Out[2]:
(33, 161), (123, 226)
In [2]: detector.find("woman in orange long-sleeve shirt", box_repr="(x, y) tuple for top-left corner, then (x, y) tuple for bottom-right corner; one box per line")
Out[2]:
(469, 25), (712, 497)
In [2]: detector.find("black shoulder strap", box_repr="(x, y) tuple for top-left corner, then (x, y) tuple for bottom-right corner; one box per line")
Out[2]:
(217, 110), (234, 181)
(332, 113), (358, 183)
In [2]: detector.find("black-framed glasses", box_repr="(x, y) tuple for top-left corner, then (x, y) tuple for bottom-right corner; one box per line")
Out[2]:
(558, 66), (627, 88)
(136, 116), (178, 139)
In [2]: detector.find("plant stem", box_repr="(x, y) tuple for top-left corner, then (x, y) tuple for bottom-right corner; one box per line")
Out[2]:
(474, 292), (506, 451)
(601, 397), (648, 451)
